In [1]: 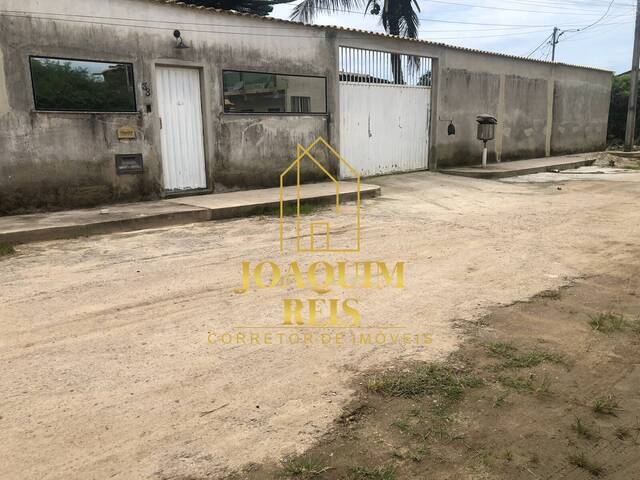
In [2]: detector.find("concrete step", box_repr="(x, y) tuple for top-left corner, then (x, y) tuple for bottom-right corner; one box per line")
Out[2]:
(440, 154), (598, 179)
(0, 181), (380, 245)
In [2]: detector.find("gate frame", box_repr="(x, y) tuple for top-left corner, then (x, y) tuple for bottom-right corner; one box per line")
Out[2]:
(336, 43), (440, 176)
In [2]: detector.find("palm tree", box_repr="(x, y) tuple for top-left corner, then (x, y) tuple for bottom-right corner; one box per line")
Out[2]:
(290, 0), (420, 84)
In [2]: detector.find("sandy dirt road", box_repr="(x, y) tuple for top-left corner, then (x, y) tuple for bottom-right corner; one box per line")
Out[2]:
(2, 169), (640, 479)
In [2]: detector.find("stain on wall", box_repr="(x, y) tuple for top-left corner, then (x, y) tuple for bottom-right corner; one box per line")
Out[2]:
(437, 68), (501, 168)
(551, 79), (610, 155)
(501, 75), (548, 161)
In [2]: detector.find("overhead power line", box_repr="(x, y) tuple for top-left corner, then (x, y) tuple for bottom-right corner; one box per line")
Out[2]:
(422, 0), (623, 16)
(524, 0), (618, 60)
(526, 32), (553, 57)
(2, 8), (608, 30)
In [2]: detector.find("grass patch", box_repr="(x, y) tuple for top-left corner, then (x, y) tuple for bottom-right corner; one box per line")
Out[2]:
(568, 452), (604, 476)
(624, 160), (640, 170)
(281, 457), (330, 478)
(260, 202), (323, 217)
(0, 243), (15, 257)
(592, 395), (619, 416)
(365, 362), (482, 400)
(501, 351), (563, 369)
(392, 418), (411, 433)
(486, 341), (517, 358)
(497, 373), (551, 395)
(485, 342), (563, 369)
(492, 391), (509, 408)
(572, 418), (596, 440)
(348, 464), (396, 480)
(588, 312), (627, 333)
(408, 445), (428, 462)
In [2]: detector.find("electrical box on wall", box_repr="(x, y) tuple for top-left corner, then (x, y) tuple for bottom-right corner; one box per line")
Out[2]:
(115, 154), (144, 175)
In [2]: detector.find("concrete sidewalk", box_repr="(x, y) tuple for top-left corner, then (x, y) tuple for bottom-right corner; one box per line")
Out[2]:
(440, 153), (597, 179)
(0, 181), (380, 245)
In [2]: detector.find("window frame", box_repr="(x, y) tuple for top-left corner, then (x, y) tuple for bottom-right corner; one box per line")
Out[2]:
(29, 55), (138, 113)
(221, 69), (327, 116)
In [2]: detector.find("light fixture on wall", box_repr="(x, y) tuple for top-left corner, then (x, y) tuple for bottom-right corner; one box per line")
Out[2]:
(173, 30), (189, 49)
(439, 117), (456, 135)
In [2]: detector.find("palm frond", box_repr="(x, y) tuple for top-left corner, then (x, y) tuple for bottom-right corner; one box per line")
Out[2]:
(290, 0), (366, 23)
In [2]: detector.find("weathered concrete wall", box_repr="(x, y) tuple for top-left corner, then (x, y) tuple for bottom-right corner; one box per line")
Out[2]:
(500, 75), (549, 161)
(0, 0), (337, 213)
(551, 65), (611, 155)
(437, 69), (501, 166)
(0, 0), (612, 213)
(335, 31), (612, 169)
(217, 115), (330, 188)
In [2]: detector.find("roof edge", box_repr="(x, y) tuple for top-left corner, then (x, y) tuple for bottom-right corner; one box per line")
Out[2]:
(141, 0), (614, 74)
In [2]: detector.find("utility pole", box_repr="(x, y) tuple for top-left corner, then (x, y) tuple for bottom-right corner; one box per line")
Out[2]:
(551, 26), (559, 62)
(625, 0), (640, 151)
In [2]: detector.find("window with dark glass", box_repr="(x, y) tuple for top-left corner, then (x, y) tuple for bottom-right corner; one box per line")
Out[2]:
(291, 96), (311, 113)
(30, 56), (136, 112)
(222, 71), (326, 114)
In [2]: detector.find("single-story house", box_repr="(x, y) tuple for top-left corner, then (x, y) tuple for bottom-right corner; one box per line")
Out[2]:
(0, 0), (613, 212)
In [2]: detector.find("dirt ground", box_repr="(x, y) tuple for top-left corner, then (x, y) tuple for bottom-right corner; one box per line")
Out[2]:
(3, 166), (640, 479)
(239, 263), (640, 480)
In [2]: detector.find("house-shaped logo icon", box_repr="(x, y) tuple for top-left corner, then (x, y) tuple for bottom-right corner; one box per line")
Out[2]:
(279, 137), (361, 253)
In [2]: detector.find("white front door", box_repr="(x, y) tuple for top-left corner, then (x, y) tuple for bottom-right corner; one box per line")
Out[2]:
(156, 66), (207, 191)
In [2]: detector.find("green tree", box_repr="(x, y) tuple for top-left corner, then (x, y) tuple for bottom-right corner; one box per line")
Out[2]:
(183, 0), (292, 15)
(608, 73), (639, 146)
(290, 0), (421, 84)
(31, 59), (135, 111)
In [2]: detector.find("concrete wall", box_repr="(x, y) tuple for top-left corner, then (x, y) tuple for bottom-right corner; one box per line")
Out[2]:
(550, 65), (613, 155)
(335, 31), (612, 169)
(0, 0), (337, 213)
(0, 0), (612, 213)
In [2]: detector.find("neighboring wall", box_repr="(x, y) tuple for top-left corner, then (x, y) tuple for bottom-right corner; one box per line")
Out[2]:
(335, 31), (612, 168)
(0, 0), (337, 212)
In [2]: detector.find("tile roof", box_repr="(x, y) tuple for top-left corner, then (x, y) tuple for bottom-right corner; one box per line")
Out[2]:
(147, 0), (612, 73)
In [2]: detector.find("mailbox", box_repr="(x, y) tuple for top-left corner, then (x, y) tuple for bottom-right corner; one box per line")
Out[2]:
(476, 114), (497, 168)
(476, 114), (497, 142)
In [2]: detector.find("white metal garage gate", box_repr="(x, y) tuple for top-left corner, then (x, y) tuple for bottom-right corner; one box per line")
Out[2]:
(338, 47), (432, 178)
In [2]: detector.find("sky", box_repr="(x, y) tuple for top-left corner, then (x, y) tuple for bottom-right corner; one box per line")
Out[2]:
(271, 0), (636, 73)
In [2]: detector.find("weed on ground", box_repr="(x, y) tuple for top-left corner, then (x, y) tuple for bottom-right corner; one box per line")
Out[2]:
(365, 362), (483, 399)
(281, 458), (331, 478)
(568, 452), (604, 476)
(0, 243), (15, 257)
(588, 312), (627, 333)
(259, 202), (326, 217)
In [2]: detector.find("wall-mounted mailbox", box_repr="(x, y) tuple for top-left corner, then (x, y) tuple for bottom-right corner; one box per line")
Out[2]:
(476, 114), (497, 142)
(115, 154), (144, 175)
(117, 126), (136, 140)
(476, 114), (498, 168)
